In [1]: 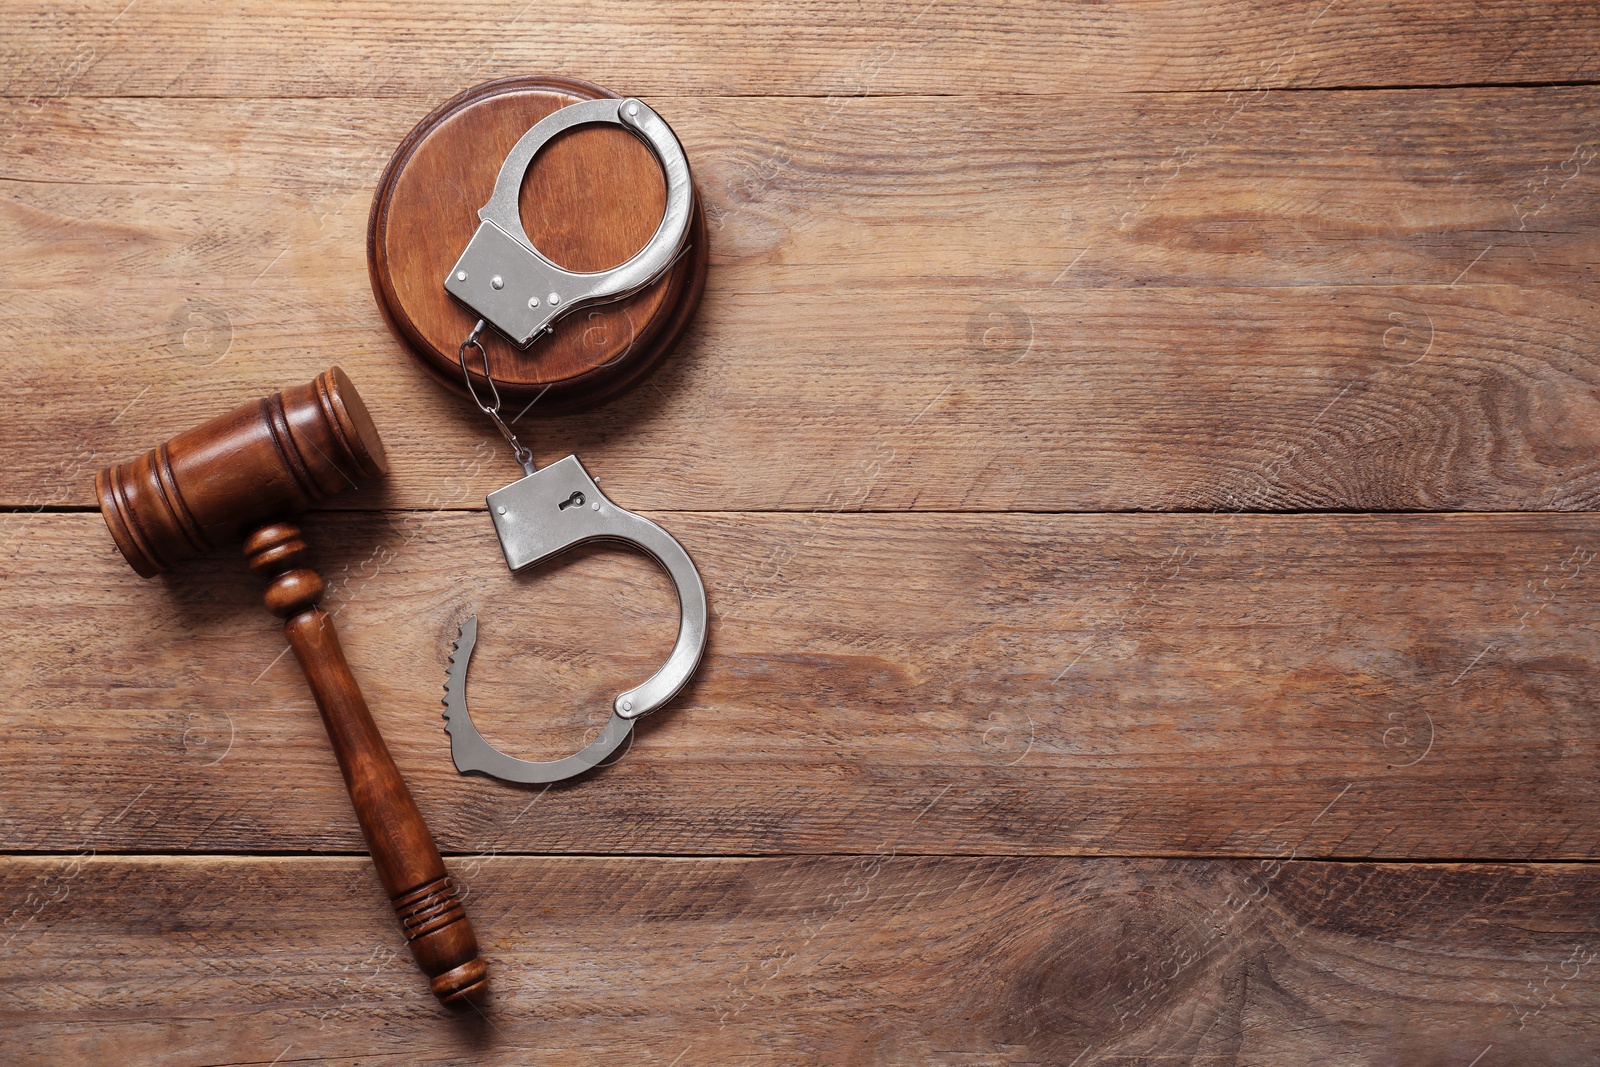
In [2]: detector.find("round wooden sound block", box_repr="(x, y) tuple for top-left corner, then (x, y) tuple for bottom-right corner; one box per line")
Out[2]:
(368, 75), (708, 412)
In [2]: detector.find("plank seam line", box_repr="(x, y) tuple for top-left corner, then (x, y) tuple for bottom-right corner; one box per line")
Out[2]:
(1132, 79), (1600, 94)
(4, 83), (1599, 102)
(7, 506), (1600, 518)
(2, 850), (1595, 865)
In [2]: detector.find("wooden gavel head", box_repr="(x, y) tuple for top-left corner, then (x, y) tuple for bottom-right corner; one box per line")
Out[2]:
(96, 367), (387, 576)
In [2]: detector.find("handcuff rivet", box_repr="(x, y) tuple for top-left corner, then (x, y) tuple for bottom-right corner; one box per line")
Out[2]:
(456, 270), (467, 281)
(496, 506), (506, 515)
(626, 103), (639, 117)
(491, 275), (504, 290)
(547, 293), (560, 305)
(528, 297), (540, 308)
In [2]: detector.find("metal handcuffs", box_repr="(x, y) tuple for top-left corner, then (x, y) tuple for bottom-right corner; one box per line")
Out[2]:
(439, 97), (706, 784)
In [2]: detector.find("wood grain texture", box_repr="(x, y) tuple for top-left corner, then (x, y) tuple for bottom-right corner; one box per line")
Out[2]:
(3, 0), (1599, 99)
(9, 90), (1598, 291)
(9, 284), (1599, 512)
(3, 90), (1597, 510)
(5, 2), (1600, 1059)
(3, 510), (1597, 859)
(3, 855), (1597, 1064)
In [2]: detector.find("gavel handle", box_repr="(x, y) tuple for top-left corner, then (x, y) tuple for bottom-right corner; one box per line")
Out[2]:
(248, 523), (487, 1008)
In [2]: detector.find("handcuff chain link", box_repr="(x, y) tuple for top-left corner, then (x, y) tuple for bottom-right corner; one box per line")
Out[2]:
(458, 319), (537, 473)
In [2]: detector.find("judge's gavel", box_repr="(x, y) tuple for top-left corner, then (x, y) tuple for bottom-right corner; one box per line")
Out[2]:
(95, 367), (487, 1008)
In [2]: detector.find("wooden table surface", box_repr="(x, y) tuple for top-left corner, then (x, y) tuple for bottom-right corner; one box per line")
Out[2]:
(4, 2), (1600, 1063)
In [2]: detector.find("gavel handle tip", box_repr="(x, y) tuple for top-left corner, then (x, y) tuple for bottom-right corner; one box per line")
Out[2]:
(432, 958), (490, 1009)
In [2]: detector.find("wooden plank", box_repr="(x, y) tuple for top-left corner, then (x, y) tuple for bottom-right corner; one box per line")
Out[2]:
(3, 511), (1597, 859)
(6, 91), (1597, 292)
(4, 1), (1599, 101)
(3, 855), (1596, 1063)
(4, 90), (1599, 511)
(7, 284), (1598, 512)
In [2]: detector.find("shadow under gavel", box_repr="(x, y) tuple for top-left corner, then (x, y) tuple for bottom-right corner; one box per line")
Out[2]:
(96, 366), (487, 1008)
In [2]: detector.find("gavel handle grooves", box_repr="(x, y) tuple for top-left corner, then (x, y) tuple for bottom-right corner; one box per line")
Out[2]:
(247, 522), (487, 1008)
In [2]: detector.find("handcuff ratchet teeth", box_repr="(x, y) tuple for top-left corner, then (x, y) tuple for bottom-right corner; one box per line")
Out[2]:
(439, 96), (706, 785)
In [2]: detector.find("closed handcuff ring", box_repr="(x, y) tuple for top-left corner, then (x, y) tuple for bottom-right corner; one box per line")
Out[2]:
(439, 98), (706, 784)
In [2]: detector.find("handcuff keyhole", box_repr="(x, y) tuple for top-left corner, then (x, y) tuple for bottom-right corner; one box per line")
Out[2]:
(558, 491), (586, 511)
